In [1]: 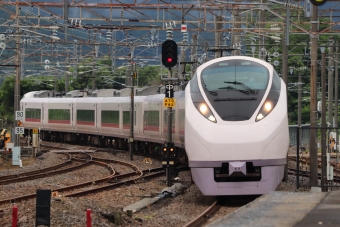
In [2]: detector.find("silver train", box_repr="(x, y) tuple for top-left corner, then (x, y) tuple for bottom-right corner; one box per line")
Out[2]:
(21, 90), (187, 162)
(20, 56), (289, 196)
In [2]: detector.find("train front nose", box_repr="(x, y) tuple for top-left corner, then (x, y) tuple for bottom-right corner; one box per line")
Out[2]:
(213, 162), (261, 182)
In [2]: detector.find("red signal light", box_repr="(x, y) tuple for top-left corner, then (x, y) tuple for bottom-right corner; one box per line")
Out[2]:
(167, 57), (173, 63)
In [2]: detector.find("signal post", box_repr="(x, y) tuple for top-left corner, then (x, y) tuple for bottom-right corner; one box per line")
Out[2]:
(161, 40), (178, 186)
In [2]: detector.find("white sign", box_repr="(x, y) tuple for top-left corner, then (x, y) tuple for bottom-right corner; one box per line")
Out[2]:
(181, 24), (187, 33)
(15, 111), (24, 120)
(15, 127), (24, 134)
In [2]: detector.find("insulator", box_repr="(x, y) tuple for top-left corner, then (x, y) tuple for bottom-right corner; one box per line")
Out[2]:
(183, 32), (188, 42)
(166, 28), (173, 40)
(284, 3), (303, 10)
(0, 42), (5, 50)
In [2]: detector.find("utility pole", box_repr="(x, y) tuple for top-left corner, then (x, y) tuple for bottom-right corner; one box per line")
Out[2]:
(128, 48), (135, 161)
(321, 46), (327, 191)
(232, 0), (241, 56)
(65, 51), (70, 93)
(309, 4), (318, 188)
(65, 72), (69, 93)
(63, 0), (68, 43)
(14, 0), (21, 146)
(334, 43), (339, 138)
(327, 36), (334, 127)
(298, 71), (302, 133)
(190, 34), (197, 76)
(92, 32), (97, 91)
(259, 6), (266, 60)
(179, 20), (188, 82)
(54, 75), (57, 92)
(204, 41), (208, 62)
(92, 64), (95, 91)
(214, 16), (222, 58)
(282, 2), (289, 181)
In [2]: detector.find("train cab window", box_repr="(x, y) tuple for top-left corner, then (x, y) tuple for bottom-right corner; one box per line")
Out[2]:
(201, 60), (269, 91)
(200, 59), (270, 121)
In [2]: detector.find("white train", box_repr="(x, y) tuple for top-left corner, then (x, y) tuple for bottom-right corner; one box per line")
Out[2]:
(20, 56), (288, 196)
(185, 56), (289, 195)
(20, 91), (187, 162)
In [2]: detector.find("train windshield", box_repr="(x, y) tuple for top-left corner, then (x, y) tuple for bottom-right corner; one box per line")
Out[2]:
(200, 59), (271, 121)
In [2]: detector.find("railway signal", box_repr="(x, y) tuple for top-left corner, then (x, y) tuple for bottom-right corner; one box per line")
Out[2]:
(162, 142), (177, 186)
(310, 0), (327, 6)
(162, 40), (178, 68)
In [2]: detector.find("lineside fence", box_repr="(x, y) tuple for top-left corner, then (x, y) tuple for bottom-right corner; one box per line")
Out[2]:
(289, 125), (340, 191)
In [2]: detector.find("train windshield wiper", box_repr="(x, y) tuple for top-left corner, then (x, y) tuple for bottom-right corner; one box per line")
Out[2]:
(222, 81), (258, 95)
(214, 97), (257, 101)
(203, 81), (218, 96)
(218, 85), (253, 95)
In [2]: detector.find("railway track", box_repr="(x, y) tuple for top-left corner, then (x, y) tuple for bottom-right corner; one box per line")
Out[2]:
(288, 155), (340, 175)
(0, 149), (169, 205)
(0, 153), (93, 184)
(183, 201), (220, 227)
(0, 167), (165, 205)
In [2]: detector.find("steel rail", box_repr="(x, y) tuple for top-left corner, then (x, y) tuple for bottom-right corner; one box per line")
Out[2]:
(0, 157), (115, 205)
(0, 167), (162, 205)
(183, 201), (220, 227)
(288, 168), (340, 183)
(64, 167), (164, 197)
(0, 153), (71, 181)
(288, 156), (340, 175)
(0, 154), (92, 185)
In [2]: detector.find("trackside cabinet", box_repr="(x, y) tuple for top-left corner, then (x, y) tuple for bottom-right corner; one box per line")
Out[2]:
(12, 146), (21, 166)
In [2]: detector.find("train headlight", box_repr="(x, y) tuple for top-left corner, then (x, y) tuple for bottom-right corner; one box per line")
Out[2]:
(190, 73), (217, 123)
(255, 71), (281, 122)
(264, 101), (272, 111)
(256, 100), (276, 121)
(197, 103), (217, 123)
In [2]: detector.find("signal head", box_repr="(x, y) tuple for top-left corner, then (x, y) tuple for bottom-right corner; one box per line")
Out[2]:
(162, 40), (178, 68)
(310, 0), (327, 6)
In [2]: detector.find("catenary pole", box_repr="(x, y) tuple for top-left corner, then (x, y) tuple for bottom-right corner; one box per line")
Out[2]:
(327, 36), (334, 127)
(282, 1), (289, 181)
(321, 47), (327, 192)
(14, 0), (21, 146)
(309, 4), (318, 187)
